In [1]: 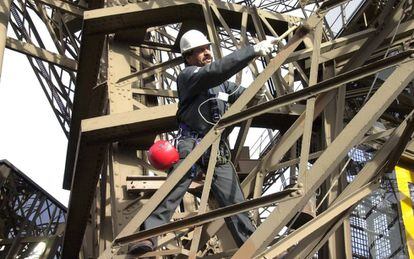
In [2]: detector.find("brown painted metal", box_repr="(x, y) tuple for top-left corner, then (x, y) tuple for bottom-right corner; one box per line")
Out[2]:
(4, 0), (414, 258)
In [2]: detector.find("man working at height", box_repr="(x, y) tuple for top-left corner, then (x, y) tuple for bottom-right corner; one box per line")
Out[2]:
(128, 29), (275, 255)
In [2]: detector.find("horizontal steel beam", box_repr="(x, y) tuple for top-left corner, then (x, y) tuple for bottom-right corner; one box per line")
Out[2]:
(81, 103), (178, 143)
(6, 37), (78, 71)
(34, 0), (84, 16)
(131, 88), (178, 98)
(82, 0), (293, 36)
(81, 102), (299, 144)
(113, 188), (301, 246)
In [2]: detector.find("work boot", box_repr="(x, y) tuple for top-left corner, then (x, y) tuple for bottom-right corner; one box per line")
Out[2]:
(127, 239), (155, 256)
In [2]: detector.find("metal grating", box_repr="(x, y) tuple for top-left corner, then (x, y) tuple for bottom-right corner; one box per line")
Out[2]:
(347, 150), (409, 259)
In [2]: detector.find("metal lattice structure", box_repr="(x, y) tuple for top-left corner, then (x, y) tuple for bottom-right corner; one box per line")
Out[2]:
(2, 0), (414, 258)
(0, 160), (67, 258)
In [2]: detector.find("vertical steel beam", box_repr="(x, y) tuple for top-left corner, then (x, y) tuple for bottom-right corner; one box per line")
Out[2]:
(98, 158), (113, 253)
(297, 22), (321, 177)
(251, 6), (284, 97)
(0, 0), (12, 78)
(107, 41), (137, 237)
(188, 140), (220, 258)
(202, 0), (222, 59)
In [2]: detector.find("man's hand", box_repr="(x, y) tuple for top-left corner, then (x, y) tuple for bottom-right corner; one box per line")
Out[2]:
(253, 39), (274, 57)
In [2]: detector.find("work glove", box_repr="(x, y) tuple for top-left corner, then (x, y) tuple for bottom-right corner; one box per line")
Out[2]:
(253, 39), (274, 57)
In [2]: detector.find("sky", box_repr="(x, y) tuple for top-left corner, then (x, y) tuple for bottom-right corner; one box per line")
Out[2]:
(0, 48), (70, 205)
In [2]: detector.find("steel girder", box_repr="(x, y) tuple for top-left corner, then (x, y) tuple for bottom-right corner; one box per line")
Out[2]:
(2, 0), (414, 258)
(0, 160), (67, 258)
(59, 0), (414, 258)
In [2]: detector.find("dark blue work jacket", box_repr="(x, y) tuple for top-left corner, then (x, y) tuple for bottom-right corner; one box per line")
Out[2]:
(176, 46), (256, 136)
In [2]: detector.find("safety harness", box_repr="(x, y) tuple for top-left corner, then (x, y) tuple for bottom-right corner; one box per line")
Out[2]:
(178, 124), (231, 170)
(178, 84), (231, 173)
(208, 84), (229, 123)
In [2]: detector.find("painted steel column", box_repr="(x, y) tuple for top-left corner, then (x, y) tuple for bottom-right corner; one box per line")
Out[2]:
(0, 0), (12, 79)
(107, 40), (145, 237)
(188, 140), (220, 258)
(201, 0), (222, 59)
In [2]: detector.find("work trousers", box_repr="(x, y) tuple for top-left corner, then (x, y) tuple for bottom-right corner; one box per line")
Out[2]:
(143, 137), (255, 247)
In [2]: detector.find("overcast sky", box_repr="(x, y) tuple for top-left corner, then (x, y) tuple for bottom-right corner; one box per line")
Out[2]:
(0, 48), (70, 205)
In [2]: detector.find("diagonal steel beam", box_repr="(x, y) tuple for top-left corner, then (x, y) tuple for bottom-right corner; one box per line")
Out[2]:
(259, 111), (414, 258)
(218, 50), (414, 129)
(188, 140), (219, 259)
(232, 57), (414, 258)
(255, 182), (379, 258)
(34, 0), (84, 16)
(99, 18), (312, 258)
(113, 188), (300, 247)
(116, 56), (183, 86)
(293, 114), (414, 258)
(231, 52), (413, 199)
(277, 2), (412, 256)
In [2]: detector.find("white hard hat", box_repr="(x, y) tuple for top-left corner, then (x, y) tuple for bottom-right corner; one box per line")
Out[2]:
(180, 30), (211, 54)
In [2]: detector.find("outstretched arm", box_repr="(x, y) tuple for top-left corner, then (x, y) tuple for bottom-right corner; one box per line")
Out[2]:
(177, 46), (256, 100)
